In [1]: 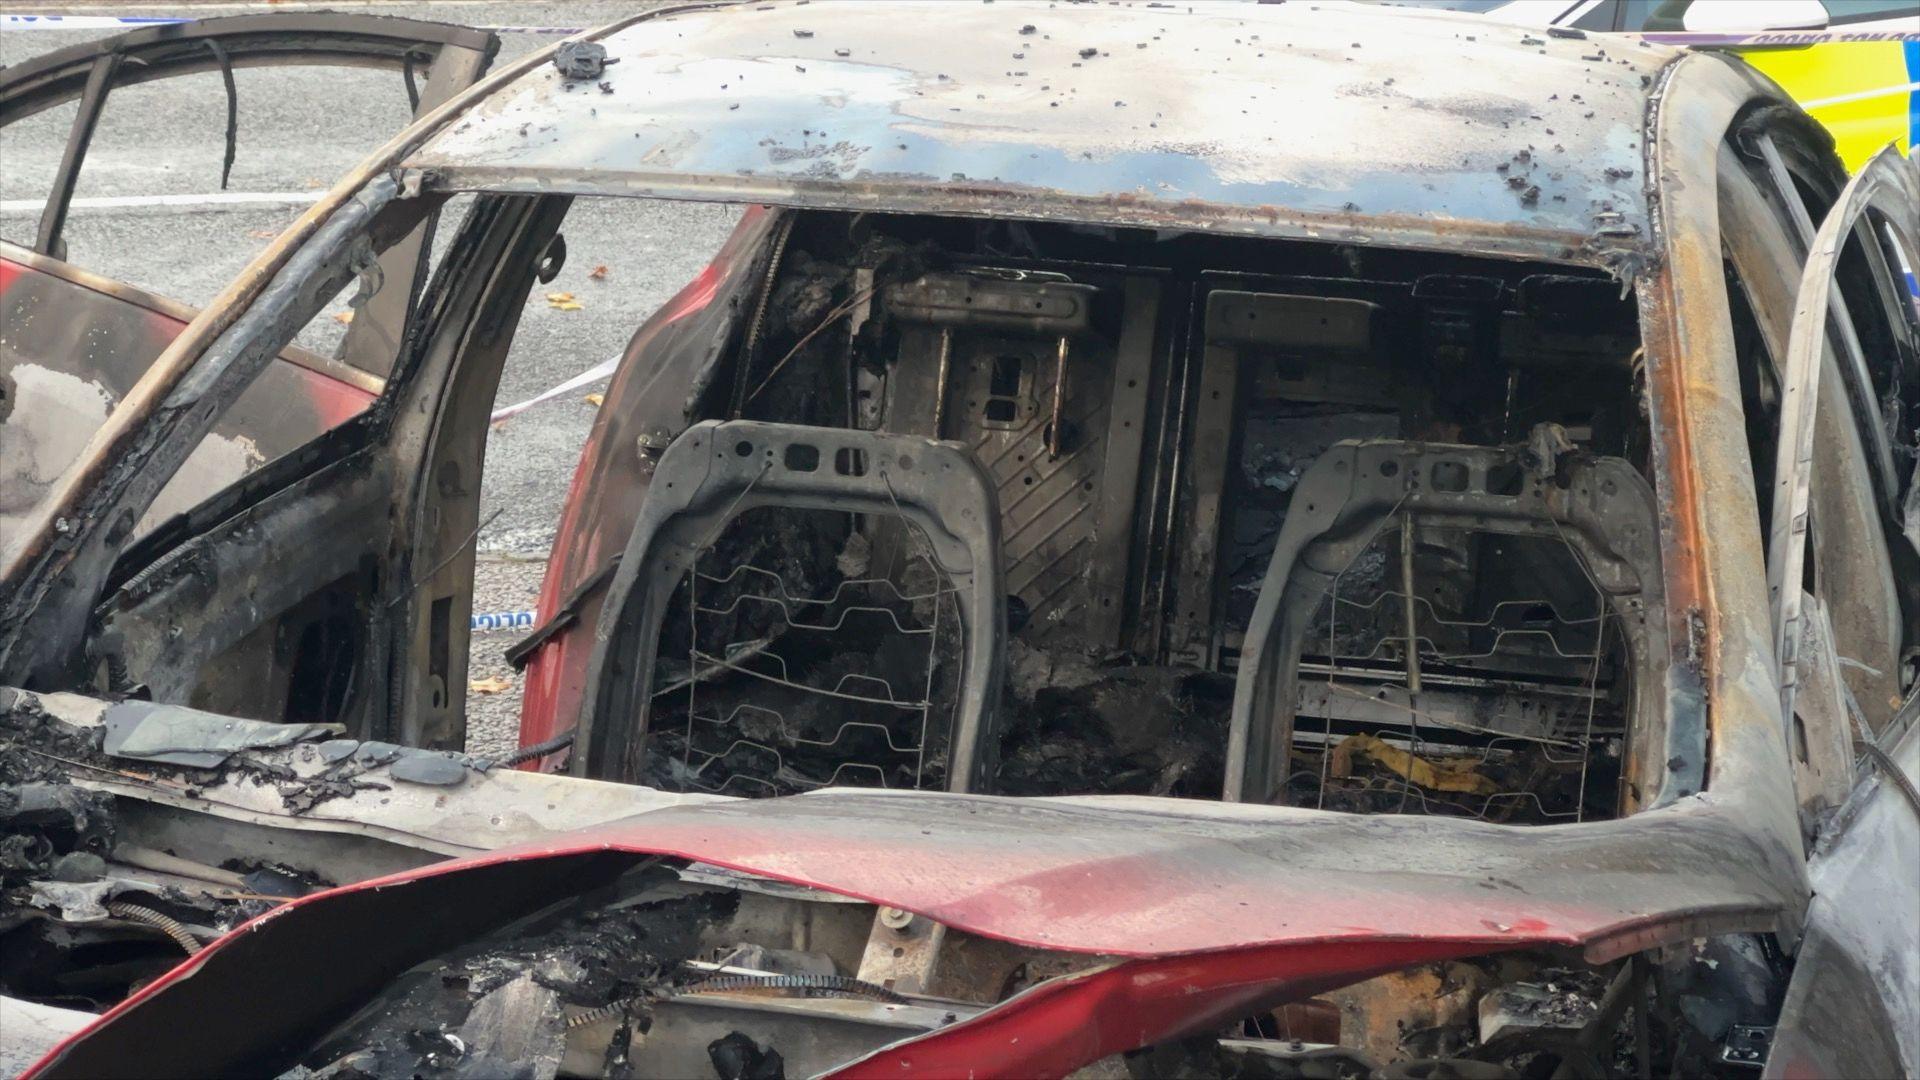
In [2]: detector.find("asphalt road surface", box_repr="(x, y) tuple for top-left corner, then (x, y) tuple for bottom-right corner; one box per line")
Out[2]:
(1, 2), (744, 754)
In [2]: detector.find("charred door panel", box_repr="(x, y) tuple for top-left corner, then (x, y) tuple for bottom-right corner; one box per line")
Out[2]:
(0, 246), (376, 560)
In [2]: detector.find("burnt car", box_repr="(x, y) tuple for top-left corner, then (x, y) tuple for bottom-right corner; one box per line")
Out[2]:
(2, 2), (1918, 1078)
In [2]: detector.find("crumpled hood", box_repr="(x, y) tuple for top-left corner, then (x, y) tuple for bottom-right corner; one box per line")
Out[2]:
(28, 785), (1802, 1078)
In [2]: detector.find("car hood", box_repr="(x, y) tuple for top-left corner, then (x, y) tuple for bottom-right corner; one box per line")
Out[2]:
(29, 784), (1802, 1078)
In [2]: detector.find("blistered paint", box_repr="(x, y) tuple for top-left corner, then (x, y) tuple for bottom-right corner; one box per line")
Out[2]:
(0, 363), (263, 567)
(408, 1), (1671, 264)
(0, 364), (114, 565)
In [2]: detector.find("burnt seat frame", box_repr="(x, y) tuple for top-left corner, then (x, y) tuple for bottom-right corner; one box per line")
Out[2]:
(1224, 438), (1685, 812)
(578, 420), (1008, 793)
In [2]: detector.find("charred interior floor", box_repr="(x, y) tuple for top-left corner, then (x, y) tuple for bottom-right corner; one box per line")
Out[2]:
(620, 210), (1649, 824)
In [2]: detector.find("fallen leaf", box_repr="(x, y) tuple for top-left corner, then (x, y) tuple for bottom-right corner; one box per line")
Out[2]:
(588, 264), (610, 281)
(583, 392), (605, 407)
(331, 310), (354, 325)
(469, 675), (514, 694)
(545, 291), (583, 311)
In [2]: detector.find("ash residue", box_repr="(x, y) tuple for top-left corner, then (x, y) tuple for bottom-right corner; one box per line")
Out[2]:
(1, 691), (116, 889)
(298, 868), (736, 1078)
(995, 660), (1229, 798)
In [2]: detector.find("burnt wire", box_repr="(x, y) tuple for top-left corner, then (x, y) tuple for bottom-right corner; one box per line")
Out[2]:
(729, 214), (796, 418)
(1861, 740), (1920, 817)
(494, 729), (576, 769)
(204, 39), (238, 190)
(677, 556), (954, 794)
(108, 901), (204, 956)
(387, 508), (503, 608)
(744, 283), (882, 406)
(669, 461), (954, 794)
(1541, 512), (1613, 823)
(402, 52), (422, 112)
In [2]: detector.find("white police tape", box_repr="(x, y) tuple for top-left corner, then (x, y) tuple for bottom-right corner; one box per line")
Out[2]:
(2, 15), (179, 28)
(472, 609), (537, 633)
(490, 354), (620, 422)
(1, 14), (582, 32)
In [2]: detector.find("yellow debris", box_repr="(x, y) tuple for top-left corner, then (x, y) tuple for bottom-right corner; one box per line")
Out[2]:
(1328, 733), (1498, 796)
(468, 675), (514, 695)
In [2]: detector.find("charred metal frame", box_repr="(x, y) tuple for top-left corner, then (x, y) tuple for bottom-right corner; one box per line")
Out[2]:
(1760, 149), (1920, 733)
(0, 5), (663, 689)
(1752, 138), (1897, 515)
(22, 52), (118, 262)
(0, 13), (499, 261)
(398, 2), (1661, 270)
(1717, 132), (1918, 758)
(0, 177), (423, 686)
(1225, 439), (1673, 809)
(577, 420), (1008, 793)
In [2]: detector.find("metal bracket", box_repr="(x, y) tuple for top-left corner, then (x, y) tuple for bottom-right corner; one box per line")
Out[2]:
(1720, 1024), (1773, 1069)
(855, 907), (947, 996)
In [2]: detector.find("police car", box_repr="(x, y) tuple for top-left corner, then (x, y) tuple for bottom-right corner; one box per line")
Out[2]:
(1378, 0), (1918, 169)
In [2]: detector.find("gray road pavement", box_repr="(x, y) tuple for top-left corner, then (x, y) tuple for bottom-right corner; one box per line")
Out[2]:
(2, 2), (743, 751)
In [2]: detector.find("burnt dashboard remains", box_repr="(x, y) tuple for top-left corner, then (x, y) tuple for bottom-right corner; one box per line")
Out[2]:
(584, 212), (1659, 824)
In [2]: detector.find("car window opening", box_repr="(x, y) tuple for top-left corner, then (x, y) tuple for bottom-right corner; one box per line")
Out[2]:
(592, 208), (1655, 824)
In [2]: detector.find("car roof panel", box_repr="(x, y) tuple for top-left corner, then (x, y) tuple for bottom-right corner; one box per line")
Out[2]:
(404, 0), (1674, 262)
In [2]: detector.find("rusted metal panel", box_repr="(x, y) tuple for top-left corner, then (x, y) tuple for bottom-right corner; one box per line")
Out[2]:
(879, 271), (1140, 651)
(1085, 277), (1159, 648)
(405, 1), (1669, 266)
(1165, 299), (1240, 668)
(1637, 53), (1809, 860)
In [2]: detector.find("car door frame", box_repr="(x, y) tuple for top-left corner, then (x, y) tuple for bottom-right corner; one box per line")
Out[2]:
(0, 12), (500, 378)
(1759, 145), (1920, 735)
